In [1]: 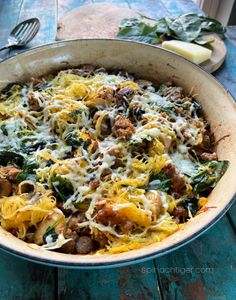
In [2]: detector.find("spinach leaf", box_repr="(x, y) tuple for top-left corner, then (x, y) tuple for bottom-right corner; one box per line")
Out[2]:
(43, 217), (63, 243)
(117, 14), (226, 45)
(43, 228), (58, 243)
(19, 133), (57, 154)
(22, 141), (47, 154)
(0, 124), (8, 136)
(191, 160), (229, 194)
(157, 84), (168, 96)
(146, 89), (175, 112)
(165, 14), (202, 42)
(0, 82), (25, 99)
(198, 15), (226, 37)
(194, 38), (214, 46)
(155, 18), (170, 35)
(117, 18), (159, 44)
(0, 151), (25, 167)
(143, 172), (171, 192)
(65, 131), (89, 152)
(17, 158), (39, 182)
(166, 14), (226, 42)
(156, 100), (175, 113)
(65, 131), (81, 149)
(74, 199), (91, 212)
(51, 174), (74, 201)
(182, 198), (199, 217)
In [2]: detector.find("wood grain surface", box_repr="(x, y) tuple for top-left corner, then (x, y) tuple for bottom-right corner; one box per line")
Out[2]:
(0, 1), (235, 300)
(56, 3), (138, 40)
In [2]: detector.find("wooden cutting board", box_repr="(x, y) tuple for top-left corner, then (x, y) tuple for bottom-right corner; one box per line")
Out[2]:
(56, 3), (226, 73)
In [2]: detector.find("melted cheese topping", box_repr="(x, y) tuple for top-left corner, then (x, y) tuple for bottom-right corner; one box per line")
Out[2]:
(0, 67), (212, 254)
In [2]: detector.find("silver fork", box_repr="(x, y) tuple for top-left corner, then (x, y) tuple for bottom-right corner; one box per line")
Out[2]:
(0, 18), (40, 51)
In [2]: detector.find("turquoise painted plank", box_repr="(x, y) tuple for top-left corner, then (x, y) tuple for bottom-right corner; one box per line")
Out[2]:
(0, 2), (58, 299)
(0, 0), (22, 59)
(58, 0), (93, 18)
(15, 0), (57, 47)
(160, 0), (202, 16)
(58, 0), (129, 20)
(155, 215), (236, 300)
(127, 0), (202, 19)
(227, 204), (236, 228)
(127, 0), (170, 19)
(0, 249), (55, 299)
(58, 261), (161, 299)
(92, 0), (129, 9)
(8, 0), (57, 59)
(214, 27), (236, 229)
(214, 27), (236, 100)
(0, 0), (22, 43)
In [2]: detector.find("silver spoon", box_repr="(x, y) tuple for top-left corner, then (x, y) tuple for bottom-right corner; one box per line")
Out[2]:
(0, 18), (40, 51)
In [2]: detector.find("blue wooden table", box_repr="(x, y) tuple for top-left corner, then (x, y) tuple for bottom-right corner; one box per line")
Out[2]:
(0, 1), (235, 299)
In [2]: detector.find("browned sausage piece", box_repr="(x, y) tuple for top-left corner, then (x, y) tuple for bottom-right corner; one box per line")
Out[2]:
(0, 178), (12, 197)
(98, 87), (114, 102)
(28, 92), (41, 111)
(90, 179), (100, 190)
(0, 165), (20, 181)
(68, 216), (79, 231)
(115, 87), (135, 109)
(57, 201), (73, 217)
(59, 239), (76, 254)
(86, 87), (114, 108)
(171, 206), (188, 223)
(75, 236), (94, 254)
(163, 164), (186, 193)
(112, 115), (134, 139)
(96, 205), (123, 226)
(200, 152), (217, 161)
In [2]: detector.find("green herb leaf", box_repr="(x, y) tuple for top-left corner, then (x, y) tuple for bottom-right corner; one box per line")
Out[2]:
(182, 198), (199, 217)
(74, 199), (91, 212)
(198, 15), (226, 37)
(191, 160), (229, 194)
(0, 151), (25, 167)
(155, 18), (170, 34)
(143, 172), (171, 192)
(150, 90), (175, 112)
(43, 228), (58, 243)
(165, 14), (202, 42)
(194, 38), (214, 46)
(51, 174), (74, 201)
(16, 158), (39, 182)
(43, 217), (64, 243)
(117, 14), (226, 46)
(117, 18), (159, 44)
(64, 131), (81, 149)
(157, 100), (175, 113)
(0, 82), (25, 100)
